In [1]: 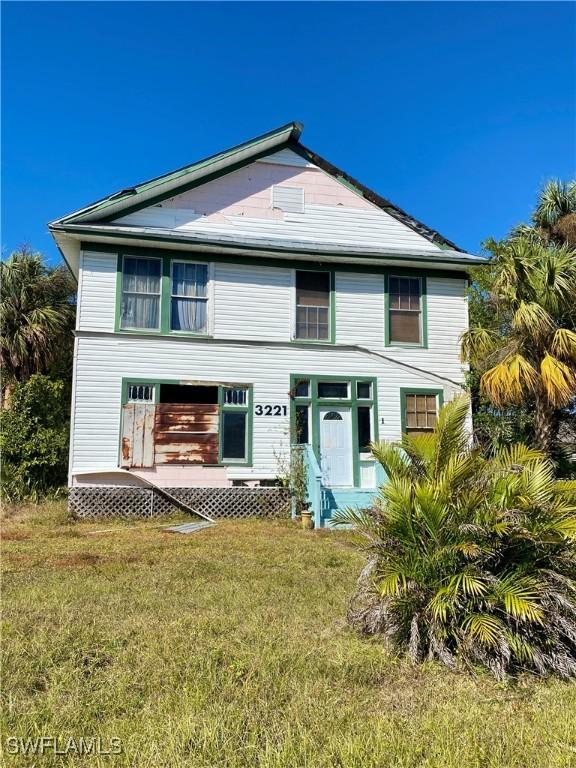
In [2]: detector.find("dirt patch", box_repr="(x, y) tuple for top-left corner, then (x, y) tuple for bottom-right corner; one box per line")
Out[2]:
(1, 529), (32, 541)
(52, 552), (142, 569)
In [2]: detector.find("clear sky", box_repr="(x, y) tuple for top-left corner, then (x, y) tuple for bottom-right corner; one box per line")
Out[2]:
(2, 1), (575, 264)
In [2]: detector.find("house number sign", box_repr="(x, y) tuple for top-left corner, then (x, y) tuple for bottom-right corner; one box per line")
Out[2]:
(255, 405), (288, 416)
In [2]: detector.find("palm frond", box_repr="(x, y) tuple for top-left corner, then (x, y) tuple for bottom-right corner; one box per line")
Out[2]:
(460, 327), (500, 364)
(512, 301), (555, 337)
(551, 329), (576, 361)
(481, 354), (539, 406)
(540, 353), (576, 407)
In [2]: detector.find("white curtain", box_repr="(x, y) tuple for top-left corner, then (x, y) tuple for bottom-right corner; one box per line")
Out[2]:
(121, 257), (161, 329)
(171, 262), (208, 332)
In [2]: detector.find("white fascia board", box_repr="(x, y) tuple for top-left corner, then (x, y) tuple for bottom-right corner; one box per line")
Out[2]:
(52, 223), (487, 271)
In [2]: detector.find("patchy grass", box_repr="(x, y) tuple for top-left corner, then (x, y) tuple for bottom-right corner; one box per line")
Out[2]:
(1, 501), (575, 767)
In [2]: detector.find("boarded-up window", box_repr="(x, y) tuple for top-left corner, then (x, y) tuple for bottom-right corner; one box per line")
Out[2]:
(389, 277), (422, 344)
(296, 271), (330, 340)
(404, 393), (438, 435)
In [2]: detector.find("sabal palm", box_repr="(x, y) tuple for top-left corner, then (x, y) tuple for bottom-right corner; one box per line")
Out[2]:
(516, 179), (576, 247)
(0, 250), (75, 390)
(334, 397), (576, 678)
(462, 236), (576, 454)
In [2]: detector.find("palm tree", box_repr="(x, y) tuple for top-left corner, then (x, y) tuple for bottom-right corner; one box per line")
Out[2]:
(462, 236), (576, 455)
(531, 180), (576, 247)
(0, 249), (76, 399)
(334, 397), (576, 679)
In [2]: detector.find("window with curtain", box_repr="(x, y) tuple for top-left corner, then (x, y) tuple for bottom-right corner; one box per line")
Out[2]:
(171, 262), (208, 333)
(404, 393), (438, 434)
(389, 276), (422, 344)
(295, 271), (330, 340)
(121, 257), (162, 330)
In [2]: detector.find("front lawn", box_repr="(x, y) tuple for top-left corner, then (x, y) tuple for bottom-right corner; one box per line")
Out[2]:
(2, 502), (575, 767)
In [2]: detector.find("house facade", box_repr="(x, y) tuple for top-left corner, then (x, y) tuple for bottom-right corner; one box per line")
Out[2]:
(50, 122), (484, 525)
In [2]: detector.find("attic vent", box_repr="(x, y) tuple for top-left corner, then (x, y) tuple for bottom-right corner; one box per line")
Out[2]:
(272, 185), (304, 213)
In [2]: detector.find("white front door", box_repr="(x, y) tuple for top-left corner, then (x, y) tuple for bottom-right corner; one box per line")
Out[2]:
(319, 407), (353, 487)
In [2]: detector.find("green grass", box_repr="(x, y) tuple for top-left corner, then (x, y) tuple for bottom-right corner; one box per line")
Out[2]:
(2, 501), (575, 767)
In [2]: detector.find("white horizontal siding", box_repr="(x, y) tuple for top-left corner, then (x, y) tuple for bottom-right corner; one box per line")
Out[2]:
(71, 335), (460, 480)
(256, 148), (313, 167)
(336, 272), (385, 348)
(75, 256), (467, 378)
(78, 251), (117, 331)
(386, 276), (468, 381)
(213, 263), (292, 341)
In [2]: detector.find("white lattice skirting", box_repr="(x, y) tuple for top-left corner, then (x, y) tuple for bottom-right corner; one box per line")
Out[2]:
(68, 486), (292, 520)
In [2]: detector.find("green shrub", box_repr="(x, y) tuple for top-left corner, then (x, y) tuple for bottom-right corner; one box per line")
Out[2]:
(1, 374), (69, 502)
(334, 396), (576, 679)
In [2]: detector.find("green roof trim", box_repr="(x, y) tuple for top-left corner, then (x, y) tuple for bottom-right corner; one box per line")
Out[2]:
(50, 120), (466, 253)
(57, 122), (302, 224)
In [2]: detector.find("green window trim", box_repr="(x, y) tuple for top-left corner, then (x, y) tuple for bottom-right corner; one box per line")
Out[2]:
(115, 253), (213, 338)
(218, 385), (253, 466)
(399, 387), (444, 435)
(289, 374), (379, 488)
(118, 377), (253, 467)
(384, 273), (428, 349)
(292, 268), (336, 345)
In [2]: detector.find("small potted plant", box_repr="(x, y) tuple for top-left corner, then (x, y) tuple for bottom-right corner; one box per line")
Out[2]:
(300, 502), (313, 530)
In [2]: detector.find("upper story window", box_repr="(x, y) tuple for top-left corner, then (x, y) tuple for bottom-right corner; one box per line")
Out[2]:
(118, 254), (210, 335)
(171, 261), (208, 333)
(388, 276), (423, 345)
(295, 270), (331, 341)
(121, 256), (162, 330)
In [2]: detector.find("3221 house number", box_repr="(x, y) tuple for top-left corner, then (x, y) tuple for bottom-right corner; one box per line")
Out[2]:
(255, 404), (288, 416)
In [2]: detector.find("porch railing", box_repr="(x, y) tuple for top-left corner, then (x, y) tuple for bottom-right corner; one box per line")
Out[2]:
(291, 444), (323, 528)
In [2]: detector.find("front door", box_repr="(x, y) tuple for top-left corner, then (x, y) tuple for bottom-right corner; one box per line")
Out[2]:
(319, 407), (353, 487)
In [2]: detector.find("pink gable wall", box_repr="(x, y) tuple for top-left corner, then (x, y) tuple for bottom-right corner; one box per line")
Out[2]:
(155, 158), (376, 222)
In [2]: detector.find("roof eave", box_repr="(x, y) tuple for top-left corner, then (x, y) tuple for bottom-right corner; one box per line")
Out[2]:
(50, 222), (488, 272)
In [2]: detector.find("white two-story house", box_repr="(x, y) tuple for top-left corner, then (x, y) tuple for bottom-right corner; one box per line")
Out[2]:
(50, 122), (484, 525)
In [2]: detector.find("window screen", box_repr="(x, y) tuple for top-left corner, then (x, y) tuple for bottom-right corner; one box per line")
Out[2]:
(295, 271), (330, 340)
(357, 407), (372, 452)
(389, 277), (422, 344)
(295, 379), (310, 398)
(404, 393), (438, 434)
(121, 257), (161, 330)
(295, 405), (309, 444)
(222, 412), (247, 460)
(357, 381), (372, 399)
(318, 381), (348, 398)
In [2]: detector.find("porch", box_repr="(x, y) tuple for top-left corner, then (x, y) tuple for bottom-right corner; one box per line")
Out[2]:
(294, 444), (383, 528)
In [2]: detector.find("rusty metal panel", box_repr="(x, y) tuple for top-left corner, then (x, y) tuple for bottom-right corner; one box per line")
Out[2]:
(153, 403), (219, 465)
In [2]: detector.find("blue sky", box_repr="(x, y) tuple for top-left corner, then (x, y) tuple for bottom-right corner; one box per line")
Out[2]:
(2, 2), (575, 264)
